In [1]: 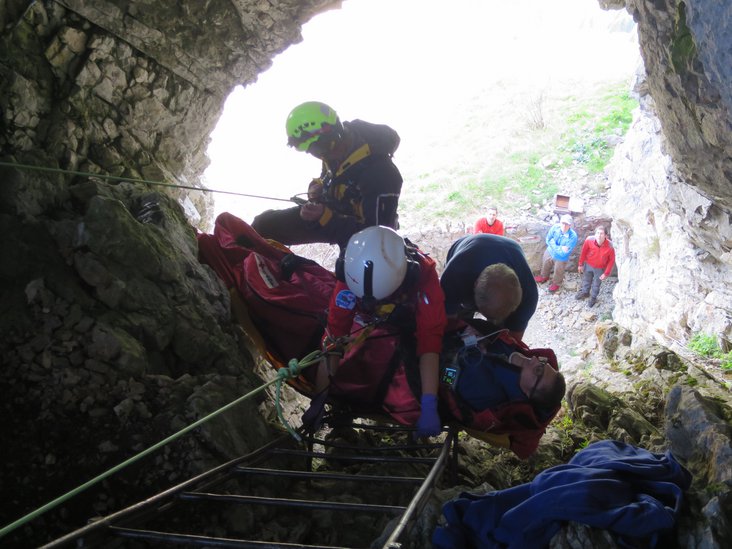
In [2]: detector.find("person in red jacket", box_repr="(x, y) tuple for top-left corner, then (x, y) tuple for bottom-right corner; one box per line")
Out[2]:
(473, 206), (505, 236)
(306, 225), (447, 438)
(576, 225), (615, 307)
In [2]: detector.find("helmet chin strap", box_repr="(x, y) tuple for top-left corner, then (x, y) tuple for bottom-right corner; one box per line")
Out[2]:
(361, 260), (377, 313)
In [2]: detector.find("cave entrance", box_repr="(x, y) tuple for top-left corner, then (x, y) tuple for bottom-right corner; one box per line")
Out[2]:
(204, 0), (639, 229)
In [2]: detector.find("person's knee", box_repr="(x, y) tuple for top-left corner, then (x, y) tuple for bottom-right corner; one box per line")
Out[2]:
(251, 213), (266, 233)
(251, 210), (273, 231)
(252, 209), (293, 240)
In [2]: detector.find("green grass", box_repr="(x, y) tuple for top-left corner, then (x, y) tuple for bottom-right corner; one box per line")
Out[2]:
(558, 89), (637, 174)
(688, 333), (720, 356)
(688, 332), (732, 371)
(399, 81), (638, 226)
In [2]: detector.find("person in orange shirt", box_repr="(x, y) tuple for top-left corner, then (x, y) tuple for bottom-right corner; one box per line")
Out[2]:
(474, 206), (505, 236)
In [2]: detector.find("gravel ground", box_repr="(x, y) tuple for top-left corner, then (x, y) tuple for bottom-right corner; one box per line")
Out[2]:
(524, 271), (627, 390)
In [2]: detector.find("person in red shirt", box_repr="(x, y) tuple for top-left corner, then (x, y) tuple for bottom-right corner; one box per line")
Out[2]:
(474, 206), (505, 236)
(576, 225), (616, 307)
(307, 225), (447, 438)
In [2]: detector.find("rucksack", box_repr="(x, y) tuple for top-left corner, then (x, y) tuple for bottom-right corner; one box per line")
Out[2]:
(324, 322), (423, 427)
(197, 213), (336, 371)
(345, 119), (400, 157)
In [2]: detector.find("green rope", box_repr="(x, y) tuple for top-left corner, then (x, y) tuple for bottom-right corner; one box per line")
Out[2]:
(272, 350), (324, 443)
(0, 351), (322, 540)
(275, 359), (306, 442)
(0, 160), (297, 203)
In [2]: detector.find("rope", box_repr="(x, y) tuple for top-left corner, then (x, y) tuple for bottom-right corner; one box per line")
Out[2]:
(0, 160), (301, 204)
(273, 352), (320, 442)
(0, 350), (323, 540)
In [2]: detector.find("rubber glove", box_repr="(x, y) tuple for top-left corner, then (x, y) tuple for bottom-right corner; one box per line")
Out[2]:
(415, 394), (441, 438)
(301, 387), (329, 433)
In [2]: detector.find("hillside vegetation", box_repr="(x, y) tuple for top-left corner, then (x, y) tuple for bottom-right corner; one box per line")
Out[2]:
(398, 80), (638, 229)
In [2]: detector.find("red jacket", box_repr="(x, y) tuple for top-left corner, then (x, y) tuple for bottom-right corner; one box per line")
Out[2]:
(327, 252), (446, 356)
(474, 217), (505, 236)
(578, 237), (615, 276)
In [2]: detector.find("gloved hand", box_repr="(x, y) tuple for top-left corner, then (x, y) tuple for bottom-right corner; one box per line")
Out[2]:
(415, 394), (441, 438)
(299, 202), (325, 222)
(301, 387), (329, 433)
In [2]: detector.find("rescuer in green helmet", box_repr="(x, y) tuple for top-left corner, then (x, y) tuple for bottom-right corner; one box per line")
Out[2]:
(285, 101), (342, 154)
(252, 101), (403, 249)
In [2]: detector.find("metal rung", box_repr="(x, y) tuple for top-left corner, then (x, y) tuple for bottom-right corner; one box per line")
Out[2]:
(310, 437), (443, 452)
(110, 525), (349, 548)
(179, 491), (407, 514)
(271, 448), (437, 464)
(233, 466), (424, 484)
(324, 419), (422, 434)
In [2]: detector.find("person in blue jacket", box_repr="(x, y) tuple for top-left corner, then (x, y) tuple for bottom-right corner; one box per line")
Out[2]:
(535, 213), (578, 293)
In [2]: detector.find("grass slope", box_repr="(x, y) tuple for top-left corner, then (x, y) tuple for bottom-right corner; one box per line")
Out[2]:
(398, 80), (637, 229)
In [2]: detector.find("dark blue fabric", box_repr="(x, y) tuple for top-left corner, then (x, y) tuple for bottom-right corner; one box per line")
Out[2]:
(433, 440), (692, 549)
(440, 234), (538, 332)
(456, 355), (525, 411)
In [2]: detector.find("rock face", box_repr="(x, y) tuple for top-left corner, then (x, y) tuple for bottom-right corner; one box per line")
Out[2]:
(0, 0), (339, 226)
(0, 180), (274, 544)
(606, 72), (732, 348)
(605, 0), (732, 350)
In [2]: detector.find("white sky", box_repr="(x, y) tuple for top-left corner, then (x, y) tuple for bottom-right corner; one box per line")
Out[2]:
(203, 0), (639, 226)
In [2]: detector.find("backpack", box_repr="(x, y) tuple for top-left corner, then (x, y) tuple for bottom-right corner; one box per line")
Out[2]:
(324, 322), (423, 427)
(197, 213), (336, 371)
(345, 119), (400, 157)
(437, 328), (561, 459)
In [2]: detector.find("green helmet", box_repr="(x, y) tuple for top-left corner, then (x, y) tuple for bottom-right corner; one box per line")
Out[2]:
(286, 101), (341, 152)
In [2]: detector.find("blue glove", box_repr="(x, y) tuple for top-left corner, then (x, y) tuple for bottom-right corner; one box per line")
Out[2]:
(415, 394), (441, 438)
(301, 387), (329, 433)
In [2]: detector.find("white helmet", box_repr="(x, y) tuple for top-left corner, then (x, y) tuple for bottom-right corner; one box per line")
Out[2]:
(343, 226), (408, 300)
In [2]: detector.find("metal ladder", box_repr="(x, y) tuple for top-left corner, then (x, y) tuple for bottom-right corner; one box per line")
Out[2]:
(41, 417), (459, 549)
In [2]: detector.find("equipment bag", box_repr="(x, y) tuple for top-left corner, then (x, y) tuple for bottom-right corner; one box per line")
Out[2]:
(197, 212), (336, 368)
(326, 322), (423, 427)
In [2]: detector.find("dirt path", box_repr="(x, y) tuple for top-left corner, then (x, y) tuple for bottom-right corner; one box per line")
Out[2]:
(524, 270), (620, 384)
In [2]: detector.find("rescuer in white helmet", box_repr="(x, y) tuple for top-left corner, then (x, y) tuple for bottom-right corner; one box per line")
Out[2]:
(304, 226), (447, 438)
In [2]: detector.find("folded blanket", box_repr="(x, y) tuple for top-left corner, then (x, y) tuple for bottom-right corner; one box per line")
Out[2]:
(433, 440), (692, 549)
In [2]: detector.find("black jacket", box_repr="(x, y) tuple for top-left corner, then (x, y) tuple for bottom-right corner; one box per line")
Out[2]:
(318, 119), (403, 237)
